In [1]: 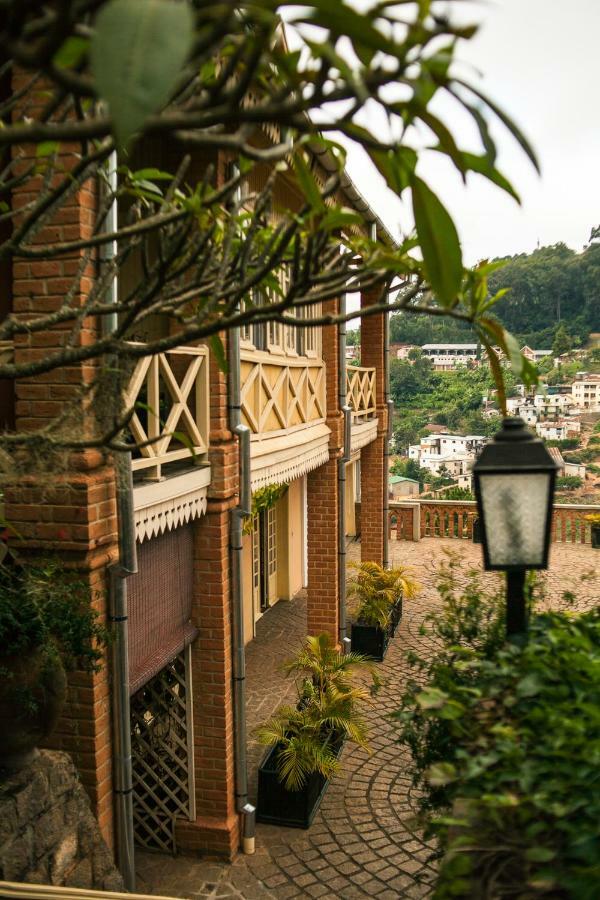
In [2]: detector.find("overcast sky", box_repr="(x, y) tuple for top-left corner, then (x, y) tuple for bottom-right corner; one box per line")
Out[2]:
(341, 0), (600, 264)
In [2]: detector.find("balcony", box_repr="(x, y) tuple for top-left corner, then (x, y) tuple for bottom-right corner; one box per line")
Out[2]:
(240, 349), (329, 489)
(124, 345), (210, 481)
(123, 345), (211, 540)
(346, 365), (378, 453)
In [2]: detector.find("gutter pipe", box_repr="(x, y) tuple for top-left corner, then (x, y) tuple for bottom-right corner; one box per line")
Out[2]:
(383, 289), (393, 571)
(227, 164), (256, 854)
(338, 291), (352, 650)
(101, 152), (137, 891)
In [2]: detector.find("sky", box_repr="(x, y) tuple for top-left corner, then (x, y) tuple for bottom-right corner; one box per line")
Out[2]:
(339, 0), (600, 265)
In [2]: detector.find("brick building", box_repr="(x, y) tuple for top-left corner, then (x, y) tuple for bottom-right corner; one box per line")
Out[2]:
(2, 75), (391, 874)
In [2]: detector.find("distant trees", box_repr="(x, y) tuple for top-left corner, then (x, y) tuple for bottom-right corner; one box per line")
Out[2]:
(552, 324), (572, 357)
(390, 239), (600, 351)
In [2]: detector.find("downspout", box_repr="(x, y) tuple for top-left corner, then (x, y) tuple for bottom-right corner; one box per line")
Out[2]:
(101, 151), (137, 891)
(383, 287), (393, 570)
(227, 163), (256, 854)
(338, 292), (352, 650)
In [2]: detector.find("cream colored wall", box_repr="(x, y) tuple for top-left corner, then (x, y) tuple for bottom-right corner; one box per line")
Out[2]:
(276, 479), (303, 600)
(345, 461), (357, 536)
(242, 531), (255, 645)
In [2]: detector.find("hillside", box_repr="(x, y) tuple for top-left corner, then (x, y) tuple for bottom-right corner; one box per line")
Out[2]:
(389, 240), (600, 350)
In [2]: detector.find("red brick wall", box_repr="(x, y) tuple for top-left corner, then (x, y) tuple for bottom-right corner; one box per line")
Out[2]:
(359, 291), (387, 565)
(307, 298), (341, 642)
(6, 71), (118, 847)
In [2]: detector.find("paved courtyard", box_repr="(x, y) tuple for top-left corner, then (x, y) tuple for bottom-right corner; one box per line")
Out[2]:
(136, 539), (598, 899)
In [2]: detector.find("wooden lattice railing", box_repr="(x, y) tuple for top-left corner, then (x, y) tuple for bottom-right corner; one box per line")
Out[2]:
(346, 366), (376, 421)
(240, 350), (325, 434)
(378, 500), (600, 545)
(124, 345), (209, 480)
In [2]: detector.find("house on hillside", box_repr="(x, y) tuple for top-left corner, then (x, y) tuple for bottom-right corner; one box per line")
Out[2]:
(389, 475), (419, 498)
(420, 343), (479, 370)
(521, 345), (553, 363)
(3, 73), (393, 865)
(571, 374), (600, 411)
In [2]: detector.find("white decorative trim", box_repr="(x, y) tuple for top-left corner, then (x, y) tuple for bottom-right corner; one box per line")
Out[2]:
(351, 418), (379, 454)
(250, 423), (331, 490)
(133, 467), (211, 542)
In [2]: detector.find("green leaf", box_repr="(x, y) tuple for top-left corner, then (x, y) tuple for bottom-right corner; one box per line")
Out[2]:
(209, 334), (228, 375)
(292, 153), (325, 212)
(130, 168), (173, 182)
(53, 36), (89, 70)
(36, 141), (59, 158)
(411, 176), (463, 305)
(426, 762), (457, 786)
(320, 208), (363, 232)
(91, 0), (194, 148)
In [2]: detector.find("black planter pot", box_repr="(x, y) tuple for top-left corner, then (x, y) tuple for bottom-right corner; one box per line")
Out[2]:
(472, 518), (482, 544)
(350, 621), (389, 661)
(592, 524), (600, 549)
(256, 733), (344, 828)
(389, 595), (403, 637)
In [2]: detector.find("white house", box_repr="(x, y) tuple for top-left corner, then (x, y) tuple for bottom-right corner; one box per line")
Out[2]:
(521, 345), (553, 363)
(420, 343), (479, 370)
(571, 375), (600, 411)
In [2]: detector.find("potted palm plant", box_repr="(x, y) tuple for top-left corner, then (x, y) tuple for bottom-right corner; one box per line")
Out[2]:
(585, 512), (600, 549)
(0, 548), (107, 770)
(256, 634), (377, 828)
(348, 561), (420, 660)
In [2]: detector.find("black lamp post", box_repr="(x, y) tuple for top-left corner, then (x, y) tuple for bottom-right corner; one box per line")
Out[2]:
(472, 418), (558, 638)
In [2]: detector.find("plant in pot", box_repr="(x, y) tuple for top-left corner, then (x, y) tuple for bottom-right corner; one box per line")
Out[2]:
(256, 633), (377, 828)
(0, 550), (107, 770)
(348, 561), (420, 659)
(585, 512), (600, 549)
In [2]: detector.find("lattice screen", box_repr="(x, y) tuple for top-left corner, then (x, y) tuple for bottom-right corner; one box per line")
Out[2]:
(130, 648), (195, 853)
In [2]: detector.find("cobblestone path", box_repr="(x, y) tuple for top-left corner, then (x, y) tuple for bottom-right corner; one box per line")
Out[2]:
(136, 539), (598, 899)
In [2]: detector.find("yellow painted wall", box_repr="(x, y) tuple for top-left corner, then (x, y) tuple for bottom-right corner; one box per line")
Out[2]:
(345, 461), (356, 536)
(242, 530), (255, 645)
(276, 478), (303, 600)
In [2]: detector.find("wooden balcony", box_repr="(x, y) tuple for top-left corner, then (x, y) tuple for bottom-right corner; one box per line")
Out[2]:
(382, 499), (600, 545)
(124, 345), (209, 480)
(346, 366), (376, 422)
(240, 350), (325, 434)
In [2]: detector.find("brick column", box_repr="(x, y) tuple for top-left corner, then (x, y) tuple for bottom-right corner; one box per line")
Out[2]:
(176, 340), (240, 858)
(307, 299), (342, 641)
(6, 73), (118, 847)
(360, 290), (388, 565)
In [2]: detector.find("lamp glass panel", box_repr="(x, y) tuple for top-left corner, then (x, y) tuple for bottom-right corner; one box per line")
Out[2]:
(478, 472), (551, 567)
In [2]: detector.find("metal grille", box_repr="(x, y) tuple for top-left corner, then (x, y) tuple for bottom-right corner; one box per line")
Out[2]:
(130, 648), (195, 853)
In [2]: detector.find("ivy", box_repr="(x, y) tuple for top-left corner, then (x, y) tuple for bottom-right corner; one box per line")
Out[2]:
(242, 483), (287, 534)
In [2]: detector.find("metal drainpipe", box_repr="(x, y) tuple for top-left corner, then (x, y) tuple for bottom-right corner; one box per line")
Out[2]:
(227, 164), (256, 854)
(100, 151), (137, 891)
(109, 453), (137, 892)
(383, 289), (393, 570)
(338, 293), (352, 651)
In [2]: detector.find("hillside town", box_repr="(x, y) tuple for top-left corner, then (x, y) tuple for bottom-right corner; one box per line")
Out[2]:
(362, 339), (600, 503)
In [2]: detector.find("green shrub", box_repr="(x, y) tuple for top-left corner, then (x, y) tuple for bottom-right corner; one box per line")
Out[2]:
(394, 555), (600, 898)
(556, 475), (583, 490)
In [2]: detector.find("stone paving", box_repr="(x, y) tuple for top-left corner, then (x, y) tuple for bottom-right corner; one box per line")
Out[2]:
(136, 538), (598, 899)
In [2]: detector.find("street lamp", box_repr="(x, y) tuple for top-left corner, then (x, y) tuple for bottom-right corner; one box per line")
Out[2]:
(472, 417), (558, 638)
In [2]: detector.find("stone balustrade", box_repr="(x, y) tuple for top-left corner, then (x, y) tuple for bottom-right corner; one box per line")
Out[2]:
(355, 499), (600, 545)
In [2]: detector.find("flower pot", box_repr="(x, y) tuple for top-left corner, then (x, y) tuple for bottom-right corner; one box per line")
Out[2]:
(389, 595), (403, 637)
(592, 524), (600, 549)
(0, 648), (67, 770)
(472, 518), (482, 544)
(350, 621), (389, 661)
(256, 733), (344, 828)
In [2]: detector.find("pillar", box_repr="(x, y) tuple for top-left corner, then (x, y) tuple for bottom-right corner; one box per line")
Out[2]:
(360, 290), (388, 565)
(307, 298), (342, 641)
(176, 334), (240, 858)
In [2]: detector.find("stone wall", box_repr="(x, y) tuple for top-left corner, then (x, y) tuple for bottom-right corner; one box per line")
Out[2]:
(0, 750), (123, 891)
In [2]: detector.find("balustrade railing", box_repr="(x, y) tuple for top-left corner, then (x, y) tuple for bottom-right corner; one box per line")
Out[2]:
(346, 366), (376, 421)
(240, 350), (325, 434)
(124, 345), (210, 480)
(381, 499), (599, 545)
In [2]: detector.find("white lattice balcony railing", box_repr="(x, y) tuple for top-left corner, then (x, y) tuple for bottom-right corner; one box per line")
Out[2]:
(240, 350), (325, 434)
(124, 345), (209, 480)
(346, 365), (376, 421)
